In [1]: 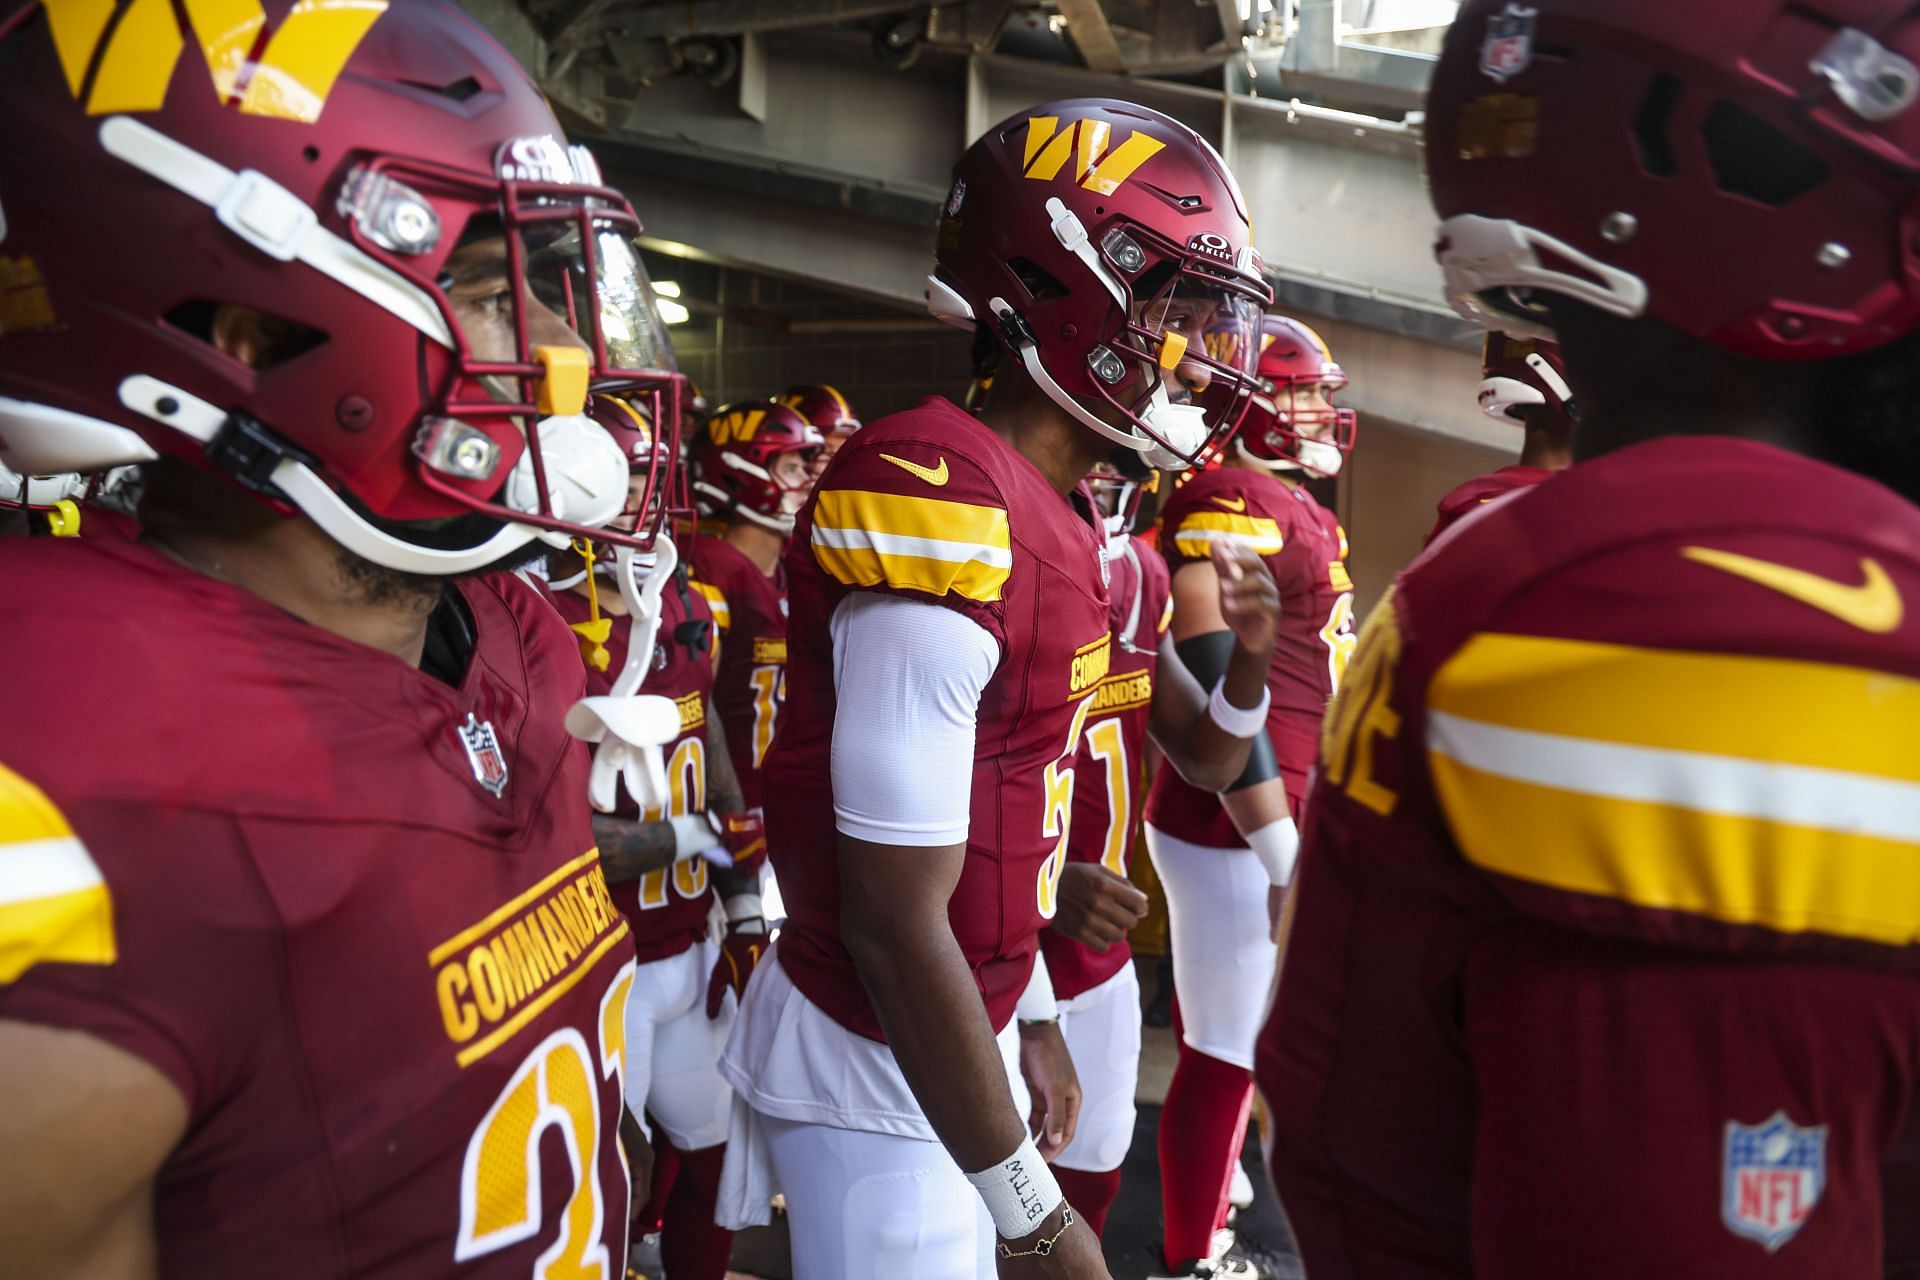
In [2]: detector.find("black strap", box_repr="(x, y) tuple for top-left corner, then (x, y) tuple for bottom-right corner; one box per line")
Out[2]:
(1174, 630), (1278, 792)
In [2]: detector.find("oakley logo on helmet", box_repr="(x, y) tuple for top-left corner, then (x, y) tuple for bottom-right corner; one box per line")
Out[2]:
(1021, 116), (1166, 197)
(1188, 231), (1234, 262)
(44, 0), (390, 122)
(1479, 3), (1538, 84)
(498, 135), (604, 186)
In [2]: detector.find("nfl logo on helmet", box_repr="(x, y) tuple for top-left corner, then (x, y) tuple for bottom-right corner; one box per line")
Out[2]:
(1479, 3), (1538, 83)
(1722, 1112), (1826, 1251)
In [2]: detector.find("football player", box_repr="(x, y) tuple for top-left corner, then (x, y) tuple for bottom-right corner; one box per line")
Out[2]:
(1426, 332), (1576, 541)
(547, 396), (766, 1280)
(778, 382), (864, 471)
(1260, 3), (1920, 1277)
(718, 97), (1277, 1280)
(687, 401), (824, 816)
(1143, 313), (1358, 1277)
(0, 3), (681, 1272)
(1035, 462), (1166, 1241)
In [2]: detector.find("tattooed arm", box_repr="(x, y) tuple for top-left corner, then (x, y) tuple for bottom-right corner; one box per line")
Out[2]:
(702, 693), (759, 901)
(593, 811), (678, 884)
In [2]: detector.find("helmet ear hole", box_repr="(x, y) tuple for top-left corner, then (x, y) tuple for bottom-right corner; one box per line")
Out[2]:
(1008, 258), (1069, 302)
(1701, 101), (1830, 206)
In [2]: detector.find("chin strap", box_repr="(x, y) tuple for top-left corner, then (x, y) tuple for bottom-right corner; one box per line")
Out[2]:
(563, 536), (684, 814)
(567, 539), (613, 673)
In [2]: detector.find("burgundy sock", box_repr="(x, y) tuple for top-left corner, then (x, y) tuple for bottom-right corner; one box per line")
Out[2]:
(1055, 1165), (1124, 1238)
(1158, 1041), (1253, 1267)
(635, 1127), (678, 1235)
(660, 1142), (734, 1280)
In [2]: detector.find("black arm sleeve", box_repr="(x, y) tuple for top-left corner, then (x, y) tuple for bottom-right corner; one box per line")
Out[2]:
(1173, 630), (1279, 793)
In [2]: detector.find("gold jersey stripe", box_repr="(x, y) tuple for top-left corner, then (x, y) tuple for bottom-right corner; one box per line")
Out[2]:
(1432, 744), (1920, 947)
(691, 580), (731, 631)
(1430, 633), (1920, 784)
(1172, 511), (1284, 558)
(0, 766), (114, 980)
(812, 488), (1012, 603)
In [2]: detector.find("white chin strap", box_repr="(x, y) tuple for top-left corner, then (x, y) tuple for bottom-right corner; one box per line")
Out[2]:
(564, 535), (684, 814)
(1437, 213), (1649, 339)
(693, 478), (796, 534)
(1236, 435), (1344, 479)
(114, 375), (630, 576)
(990, 297), (1209, 472)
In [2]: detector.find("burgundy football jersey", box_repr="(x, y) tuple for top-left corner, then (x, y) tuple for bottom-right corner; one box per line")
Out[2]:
(1146, 466), (1356, 840)
(686, 533), (788, 808)
(1259, 437), (1920, 1279)
(1042, 535), (1170, 1002)
(1426, 464), (1552, 544)
(0, 536), (637, 1276)
(550, 575), (718, 965)
(769, 396), (1111, 1038)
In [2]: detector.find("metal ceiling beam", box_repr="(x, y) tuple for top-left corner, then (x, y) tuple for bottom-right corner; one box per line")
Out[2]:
(1053, 0), (1128, 73)
(1276, 0), (1437, 111)
(617, 0), (926, 40)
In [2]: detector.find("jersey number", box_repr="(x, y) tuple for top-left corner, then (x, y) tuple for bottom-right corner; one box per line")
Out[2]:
(1084, 716), (1132, 876)
(1320, 591), (1357, 692)
(456, 964), (635, 1279)
(638, 738), (708, 909)
(1038, 697), (1096, 917)
(1319, 592), (1402, 816)
(747, 664), (785, 769)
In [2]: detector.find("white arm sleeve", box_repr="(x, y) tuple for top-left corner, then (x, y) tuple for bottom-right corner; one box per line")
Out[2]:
(829, 592), (1000, 846)
(1014, 950), (1058, 1022)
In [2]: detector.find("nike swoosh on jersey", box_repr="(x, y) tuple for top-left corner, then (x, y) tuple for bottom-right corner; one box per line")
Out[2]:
(1682, 546), (1904, 634)
(879, 453), (949, 487)
(1212, 495), (1247, 512)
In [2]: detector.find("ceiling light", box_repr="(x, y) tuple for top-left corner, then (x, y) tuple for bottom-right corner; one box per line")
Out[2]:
(657, 299), (691, 325)
(653, 279), (682, 298)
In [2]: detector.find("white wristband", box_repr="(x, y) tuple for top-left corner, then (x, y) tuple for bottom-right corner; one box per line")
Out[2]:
(1245, 816), (1300, 887)
(670, 813), (719, 862)
(723, 893), (765, 924)
(965, 1134), (1063, 1239)
(1207, 677), (1271, 738)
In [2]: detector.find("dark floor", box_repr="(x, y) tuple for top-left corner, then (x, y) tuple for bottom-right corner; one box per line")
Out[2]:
(727, 1110), (1302, 1280)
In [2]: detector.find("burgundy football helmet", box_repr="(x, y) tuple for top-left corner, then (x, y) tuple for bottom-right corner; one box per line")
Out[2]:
(1084, 459), (1156, 546)
(777, 384), (862, 444)
(1235, 315), (1358, 477)
(0, 0), (684, 574)
(1429, 0), (1920, 360)
(1478, 332), (1576, 431)
(589, 393), (688, 540)
(930, 98), (1271, 469)
(691, 401), (825, 533)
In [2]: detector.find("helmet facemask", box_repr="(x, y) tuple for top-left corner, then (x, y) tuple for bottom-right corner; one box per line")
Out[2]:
(987, 200), (1267, 472)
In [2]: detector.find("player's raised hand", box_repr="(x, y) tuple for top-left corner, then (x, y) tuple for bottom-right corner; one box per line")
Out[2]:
(1210, 539), (1280, 659)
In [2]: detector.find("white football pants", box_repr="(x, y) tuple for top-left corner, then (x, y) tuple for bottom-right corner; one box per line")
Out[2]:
(1051, 962), (1141, 1173)
(1145, 824), (1278, 1071)
(622, 940), (734, 1149)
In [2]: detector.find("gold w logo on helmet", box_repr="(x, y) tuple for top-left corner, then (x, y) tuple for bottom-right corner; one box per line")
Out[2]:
(708, 408), (766, 445)
(1021, 116), (1166, 196)
(45, 0), (390, 123)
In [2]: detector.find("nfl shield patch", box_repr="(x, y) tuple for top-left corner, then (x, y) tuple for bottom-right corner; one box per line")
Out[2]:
(1480, 3), (1538, 83)
(1723, 1112), (1826, 1251)
(457, 712), (510, 798)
